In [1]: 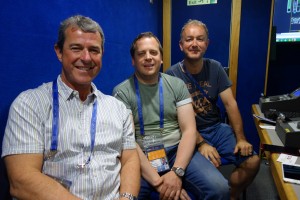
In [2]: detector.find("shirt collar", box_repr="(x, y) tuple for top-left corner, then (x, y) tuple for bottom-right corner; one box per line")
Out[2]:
(56, 75), (98, 103)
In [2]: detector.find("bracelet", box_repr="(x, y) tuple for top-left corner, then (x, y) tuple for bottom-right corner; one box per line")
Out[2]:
(120, 192), (138, 200)
(196, 140), (206, 149)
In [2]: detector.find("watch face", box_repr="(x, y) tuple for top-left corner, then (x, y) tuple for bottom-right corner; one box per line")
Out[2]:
(176, 168), (185, 176)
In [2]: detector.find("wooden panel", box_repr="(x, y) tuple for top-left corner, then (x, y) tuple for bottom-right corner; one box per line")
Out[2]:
(264, 0), (274, 95)
(228, 0), (242, 98)
(163, 0), (171, 72)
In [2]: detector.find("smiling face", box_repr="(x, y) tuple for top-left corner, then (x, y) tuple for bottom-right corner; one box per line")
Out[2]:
(54, 26), (103, 91)
(131, 36), (163, 84)
(179, 24), (209, 61)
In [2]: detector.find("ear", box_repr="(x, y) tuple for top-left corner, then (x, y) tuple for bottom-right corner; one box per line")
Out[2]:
(54, 44), (62, 62)
(206, 39), (210, 47)
(179, 41), (183, 51)
(131, 57), (135, 66)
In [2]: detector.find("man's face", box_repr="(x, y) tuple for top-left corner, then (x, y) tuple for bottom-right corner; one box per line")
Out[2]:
(55, 26), (103, 90)
(132, 37), (162, 84)
(179, 24), (209, 61)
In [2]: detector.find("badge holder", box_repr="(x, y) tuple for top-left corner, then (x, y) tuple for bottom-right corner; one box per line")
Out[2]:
(143, 134), (170, 173)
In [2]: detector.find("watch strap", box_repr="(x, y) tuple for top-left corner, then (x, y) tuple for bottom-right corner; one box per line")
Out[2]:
(120, 192), (137, 200)
(196, 140), (206, 149)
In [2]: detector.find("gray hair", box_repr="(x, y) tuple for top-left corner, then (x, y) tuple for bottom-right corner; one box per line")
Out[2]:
(180, 19), (209, 41)
(56, 15), (105, 52)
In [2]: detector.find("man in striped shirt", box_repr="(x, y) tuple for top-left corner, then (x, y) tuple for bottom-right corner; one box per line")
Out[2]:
(2, 15), (140, 200)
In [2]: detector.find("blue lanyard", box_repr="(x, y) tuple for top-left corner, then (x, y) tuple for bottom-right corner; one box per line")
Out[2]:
(133, 73), (164, 135)
(179, 61), (212, 102)
(51, 80), (98, 165)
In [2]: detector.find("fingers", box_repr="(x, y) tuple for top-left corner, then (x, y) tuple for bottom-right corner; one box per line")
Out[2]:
(179, 189), (191, 200)
(160, 189), (179, 200)
(237, 142), (253, 156)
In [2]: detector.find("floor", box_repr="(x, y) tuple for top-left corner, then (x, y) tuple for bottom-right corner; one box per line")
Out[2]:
(220, 158), (280, 200)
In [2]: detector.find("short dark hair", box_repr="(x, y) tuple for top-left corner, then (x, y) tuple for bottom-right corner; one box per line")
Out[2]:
(130, 32), (163, 58)
(56, 15), (105, 52)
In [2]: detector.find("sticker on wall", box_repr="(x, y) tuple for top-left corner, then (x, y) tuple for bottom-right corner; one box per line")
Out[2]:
(187, 0), (217, 6)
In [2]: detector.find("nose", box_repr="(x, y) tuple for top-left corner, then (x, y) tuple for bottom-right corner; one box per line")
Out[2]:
(191, 39), (198, 46)
(145, 52), (152, 61)
(80, 49), (92, 61)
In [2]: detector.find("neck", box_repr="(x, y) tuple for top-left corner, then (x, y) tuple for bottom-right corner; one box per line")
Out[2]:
(183, 59), (203, 74)
(79, 88), (91, 101)
(134, 72), (159, 85)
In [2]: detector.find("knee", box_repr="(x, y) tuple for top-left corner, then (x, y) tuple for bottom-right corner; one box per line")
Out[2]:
(206, 177), (230, 198)
(214, 183), (230, 197)
(242, 155), (260, 174)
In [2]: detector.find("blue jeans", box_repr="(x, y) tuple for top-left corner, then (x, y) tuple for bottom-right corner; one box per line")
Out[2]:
(199, 123), (257, 166)
(138, 145), (230, 200)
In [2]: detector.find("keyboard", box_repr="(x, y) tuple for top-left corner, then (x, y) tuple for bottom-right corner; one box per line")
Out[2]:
(264, 110), (300, 121)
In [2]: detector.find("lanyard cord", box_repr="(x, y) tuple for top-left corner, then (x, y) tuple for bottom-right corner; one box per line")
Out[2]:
(179, 61), (212, 102)
(133, 73), (164, 135)
(51, 80), (97, 165)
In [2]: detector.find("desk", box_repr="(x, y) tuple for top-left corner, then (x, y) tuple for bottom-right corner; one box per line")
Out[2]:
(252, 104), (300, 200)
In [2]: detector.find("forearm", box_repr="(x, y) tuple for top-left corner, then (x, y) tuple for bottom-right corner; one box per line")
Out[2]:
(173, 130), (196, 169)
(196, 132), (205, 144)
(136, 144), (162, 187)
(226, 103), (246, 141)
(5, 155), (79, 200)
(120, 149), (141, 196)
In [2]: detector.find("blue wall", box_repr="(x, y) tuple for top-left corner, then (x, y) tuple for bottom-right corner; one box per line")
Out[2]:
(237, 0), (272, 152)
(171, 0), (231, 67)
(0, 0), (162, 153)
(0, 1), (162, 199)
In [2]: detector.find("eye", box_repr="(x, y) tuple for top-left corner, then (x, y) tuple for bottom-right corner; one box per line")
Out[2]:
(89, 48), (101, 54)
(197, 37), (206, 42)
(137, 51), (146, 56)
(70, 45), (82, 52)
(150, 50), (158, 56)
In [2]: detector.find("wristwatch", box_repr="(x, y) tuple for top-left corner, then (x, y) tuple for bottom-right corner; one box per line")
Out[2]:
(171, 167), (185, 177)
(120, 192), (138, 200)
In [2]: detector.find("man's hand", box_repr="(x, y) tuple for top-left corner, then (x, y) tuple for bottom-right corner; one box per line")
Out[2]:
(198, 143), (221, 167)
(158, 171), (182, 200)
(234, 139), (253, 156)
(179, 188), (192, 200)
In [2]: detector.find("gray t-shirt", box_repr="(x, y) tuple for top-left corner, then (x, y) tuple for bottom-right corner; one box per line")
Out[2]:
(113, 73), (192, 148)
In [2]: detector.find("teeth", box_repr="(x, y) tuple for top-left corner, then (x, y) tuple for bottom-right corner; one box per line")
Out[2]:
(78, 67), (90, 71)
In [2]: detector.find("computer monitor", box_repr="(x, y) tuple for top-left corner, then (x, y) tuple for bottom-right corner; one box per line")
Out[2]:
(273, 0), (300, 42)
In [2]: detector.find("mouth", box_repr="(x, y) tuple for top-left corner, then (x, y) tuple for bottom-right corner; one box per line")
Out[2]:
(76, 66), (95, 71)
(144, 63), (154, 68)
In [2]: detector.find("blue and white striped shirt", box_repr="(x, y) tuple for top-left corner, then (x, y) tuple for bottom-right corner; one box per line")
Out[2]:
(2, 76), (136, 200)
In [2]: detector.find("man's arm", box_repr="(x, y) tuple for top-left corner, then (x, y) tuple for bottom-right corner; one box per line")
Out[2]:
(135, 144), (163, 188)
(119, 149), (141, 199)
(159, 103), (197, 200)
(220, 87), (253, 156)
(4, 154), (81, 200)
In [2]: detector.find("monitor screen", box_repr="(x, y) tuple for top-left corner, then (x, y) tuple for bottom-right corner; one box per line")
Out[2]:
(273, 0), (300, 42)
(291, 87), (300, 97)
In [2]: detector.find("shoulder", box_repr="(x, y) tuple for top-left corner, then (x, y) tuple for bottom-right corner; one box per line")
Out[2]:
(112, 77), (133, 95)
(165, 62), (182, 75)
(204, 58), (223, 68)
(161, 73), (185, 85)
(13, 82), (52, 107)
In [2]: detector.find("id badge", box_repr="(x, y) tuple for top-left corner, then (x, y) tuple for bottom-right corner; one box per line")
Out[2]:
(143, 134), (170, 173)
